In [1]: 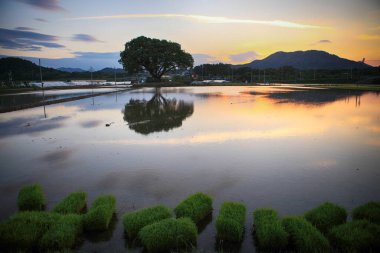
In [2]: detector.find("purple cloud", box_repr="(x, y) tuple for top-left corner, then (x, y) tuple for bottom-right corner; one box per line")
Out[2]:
(16, 0), (65, 11)
(0, 28), (64, 51)
(72, 34), (101, 42)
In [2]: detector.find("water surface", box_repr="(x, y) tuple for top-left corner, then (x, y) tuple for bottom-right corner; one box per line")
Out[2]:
(0, 86), (379, 252)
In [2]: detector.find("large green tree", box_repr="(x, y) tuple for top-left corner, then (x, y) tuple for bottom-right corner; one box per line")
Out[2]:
(119, 36), (194, 81)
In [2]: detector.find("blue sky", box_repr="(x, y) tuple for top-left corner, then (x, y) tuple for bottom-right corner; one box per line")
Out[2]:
(0, 0), (379, 70)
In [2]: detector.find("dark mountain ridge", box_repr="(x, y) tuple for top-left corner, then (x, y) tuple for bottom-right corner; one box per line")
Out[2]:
(237, 50), (372, 70)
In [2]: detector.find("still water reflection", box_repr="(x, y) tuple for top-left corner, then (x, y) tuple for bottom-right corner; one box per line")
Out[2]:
(0, 86), (379, 252)
(123, 89), (193, 135)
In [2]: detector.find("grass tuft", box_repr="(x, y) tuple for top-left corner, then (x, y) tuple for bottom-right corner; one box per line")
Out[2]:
(216, 201), (246, 242)
(282, 216), (330, 253)
(39, 214), (83, 250)
(174, 192), (213, 224)
(122, 205), (172, 238)
(304, 202), (347, 233)
(0, 211), (60, 250)
(17, 184), (45, 211)
(328, 220), (380, 253)
(138, 218), (197, 253)
(352, 201), (380, 224)
(83, 195), (116, 231)
(52, 192), (87, 214)
(253, 208), (288, 251)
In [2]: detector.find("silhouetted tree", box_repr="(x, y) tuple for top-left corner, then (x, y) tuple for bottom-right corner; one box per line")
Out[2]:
(119, 36), (194, 81)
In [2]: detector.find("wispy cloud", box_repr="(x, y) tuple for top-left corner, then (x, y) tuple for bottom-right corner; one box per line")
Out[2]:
(16, 0), (65, 11)
(358, 34), (380, 40)
(317, 39), (332, 43)
(15, 27), (35, 31)
(0, 28), (64, 51)
(72, 34), (102, 42)
(229, 51), (259, 63)
(71, 14), (326, 29)
(35, 18), (48, 22)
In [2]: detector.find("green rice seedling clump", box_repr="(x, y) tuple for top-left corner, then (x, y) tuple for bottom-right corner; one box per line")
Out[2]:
(253, 208), (288, 251)
(282, 216), (330, 253)
(174, 192), (213, 223)
(352, 201), (380, 224)
(17, 184), (45, 211)
(304, 202), (347, 233)
(328, 220), (380, 253)
(122, 205), (172, 238)
(39, 214), (83, 251)
(138, 218), (197, 253)
(216, 201), (246, 242)
(53, 192), (87, 214)
(0, 211), (60, 250)
(83, 195), (116, 231)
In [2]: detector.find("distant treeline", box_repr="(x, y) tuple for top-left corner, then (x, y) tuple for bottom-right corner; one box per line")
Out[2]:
(0, 58), (127, 87)
(193, 63), (380, 84)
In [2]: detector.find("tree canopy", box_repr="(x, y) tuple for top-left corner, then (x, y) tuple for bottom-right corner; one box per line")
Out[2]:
(119, 36), (194, 81)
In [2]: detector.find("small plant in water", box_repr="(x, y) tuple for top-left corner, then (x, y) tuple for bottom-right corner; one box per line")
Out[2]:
(253, 208), (288, 251)
(352, 201), (380, 224)
(174, 192), (213, 223)
(216, 201), (246, 242)
(304, 202), (347, 233)
(138, 218), (197, 253)
(122, 205), (172, 238)
(282, 216), (330, 253)
(17, 183), (45, 211)
(328, 220), (380, 253)
(83, 195), (116, 231)
(39, 214), (83, 250)
(53, 191), (87, 214)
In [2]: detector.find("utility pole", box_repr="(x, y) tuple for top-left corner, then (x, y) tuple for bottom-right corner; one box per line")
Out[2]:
(258, 70), (260, 83)
(264, 69), (266, 83)
(250, 69), (253, 83)
(114, 67), (116, 86)
(39, 59), (45, 102)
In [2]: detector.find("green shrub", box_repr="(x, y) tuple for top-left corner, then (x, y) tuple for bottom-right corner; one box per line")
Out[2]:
(174, 192), (213, 224)
(352, 202), (380, 224)
(53, 192), (87, 214)
(17, 184), (45, 211)
(39, 214), (83, 250)
(253, 208), (288, 251)
(216, 202), (246, 242)
(139, 218), (197, 253)
(328, 220), (380, 253)
(304, 202), (347, 233)
(0, 211), (59, 250)
(282, 216), (330, 253)
(83, 195), (116, 231)
(122, 205), (172, 238)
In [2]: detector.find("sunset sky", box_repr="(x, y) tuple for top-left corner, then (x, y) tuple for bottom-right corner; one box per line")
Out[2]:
(0, 0), (379, 69)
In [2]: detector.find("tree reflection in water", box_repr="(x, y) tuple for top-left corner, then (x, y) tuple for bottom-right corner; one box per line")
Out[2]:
(122, 89), (194, 135)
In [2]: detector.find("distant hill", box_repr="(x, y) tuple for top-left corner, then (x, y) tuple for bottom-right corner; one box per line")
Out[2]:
(57, 67), (86, 73)
(96, 67), (126, 74)
(237, 50), (372, 70)
(0, 57), (128, 83)
(0, 57), (68, 82)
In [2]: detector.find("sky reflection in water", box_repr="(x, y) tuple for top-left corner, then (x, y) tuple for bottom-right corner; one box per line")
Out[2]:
(0, 86), (379, 253)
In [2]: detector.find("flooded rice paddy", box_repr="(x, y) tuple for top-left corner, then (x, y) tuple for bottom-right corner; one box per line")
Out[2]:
(0, 86), (379, 252)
